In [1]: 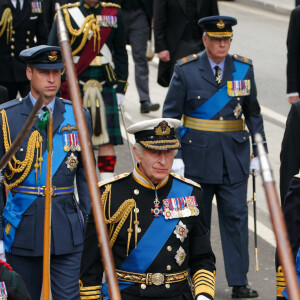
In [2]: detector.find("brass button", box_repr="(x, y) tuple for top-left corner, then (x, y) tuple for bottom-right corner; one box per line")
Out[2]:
(10, 53), (14, 57)
(167, 246), (172, 252)
(134, 189), (139, 195)
(197, 96), (201, 100)
(166, 265), (171, 271)
(219, 116), (223, 120)
(26, 38), (29, 42)
(165, 284), (170, 289)
(134, 207), (139, 213)
(26, 45), (30, 49)
(19, 148), (24, 152)
(10, 45), (14, 49)
(11, 38), (15, 42)
(18, 98), (22, 102)
(243, 137), (246, 140)
(137, 227), (141, 233)
(12, 30), (15, 34)
(27, 31), (30, 35)
(237, 97), (240, 101)
(141, 284), (146, 289)
(188, 140), (192, 144)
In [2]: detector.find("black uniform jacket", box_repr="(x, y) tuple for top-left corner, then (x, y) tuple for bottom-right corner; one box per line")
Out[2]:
(0, 0), (48, 83)
(80, 168), (216, 299)
(0, 96), (92, 255)
(48, 0), (128, 94)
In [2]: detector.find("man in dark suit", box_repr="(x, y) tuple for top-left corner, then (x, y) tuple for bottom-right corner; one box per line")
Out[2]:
(163, 16), (268, 298)
(286, 6), (300, 104)
(122, 0), (160, 113)
(80, 118), (216, 300)
(153, 0), (219, 87)
(0, 0), (48, 100)
(0, 45), (92, 300)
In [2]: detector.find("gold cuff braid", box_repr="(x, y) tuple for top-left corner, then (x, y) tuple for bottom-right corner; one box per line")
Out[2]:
(192, 269), (215, 298)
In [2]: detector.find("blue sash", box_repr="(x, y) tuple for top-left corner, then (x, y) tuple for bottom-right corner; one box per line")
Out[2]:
(102, 178), (193, 299)
(180, 60), (250, 137)
(3, 104), (76, 252)
(282, 247), (300, 299)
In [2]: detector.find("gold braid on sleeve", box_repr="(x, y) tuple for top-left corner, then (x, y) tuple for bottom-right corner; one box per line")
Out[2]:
(62, 7), (101, 56)
(101, 184), (139, 256)
(0, 7), (13, 43)
(0, 110), (43, 190)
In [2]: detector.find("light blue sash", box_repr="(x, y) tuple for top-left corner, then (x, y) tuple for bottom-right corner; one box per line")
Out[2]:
(282, 246), (300, 299)
(3, 104), (76, 252)
(180, 60), (250, 137)
(102, 178), (193, 299)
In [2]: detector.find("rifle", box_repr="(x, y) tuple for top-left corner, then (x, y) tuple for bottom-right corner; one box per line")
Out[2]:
(255, 133), (300, 299)
(55, 4), (121, 299)
(0, 94), (44, 170)
(42, 108), (53, 300)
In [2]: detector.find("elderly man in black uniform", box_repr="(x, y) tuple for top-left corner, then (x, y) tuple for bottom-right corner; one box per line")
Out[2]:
(48, 0), (128, 181)
(0, 0), (48, 100)
(163, 16), (268, 298)
(79, 118), (216, 300)
(0, 45), (92, 300)
(276, 173), (300, 299)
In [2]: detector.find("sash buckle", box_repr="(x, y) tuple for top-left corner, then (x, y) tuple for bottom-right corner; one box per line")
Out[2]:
(150, 273), (165, 286)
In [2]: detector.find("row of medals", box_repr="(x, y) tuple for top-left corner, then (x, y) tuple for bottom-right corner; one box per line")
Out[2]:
(163, 197), (199, 220)
(63, 134), (81, 152)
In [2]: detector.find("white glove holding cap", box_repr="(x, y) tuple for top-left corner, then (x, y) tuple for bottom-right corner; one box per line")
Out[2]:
(116, 93), (125, 106)
(250, 156), (260, 176)
(197, 295), (210, 300)
(171, 158), (185, 177)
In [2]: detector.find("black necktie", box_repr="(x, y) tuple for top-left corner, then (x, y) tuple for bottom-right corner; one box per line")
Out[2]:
(214, 65), (221, 84)
(16, 0), (21, 11)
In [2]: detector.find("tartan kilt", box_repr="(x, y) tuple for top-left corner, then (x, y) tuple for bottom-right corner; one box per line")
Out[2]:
(79, 66), (123, 146)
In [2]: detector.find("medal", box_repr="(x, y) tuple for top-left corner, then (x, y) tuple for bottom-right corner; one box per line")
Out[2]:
(65, 153), (79, 172)
(151, 190), (162, 217)
(175, 246), (186, 266)
(233, 103), (242, 118)
(174, 221), (189, 242)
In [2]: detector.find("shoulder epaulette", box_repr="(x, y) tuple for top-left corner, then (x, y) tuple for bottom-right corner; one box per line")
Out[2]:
(171, 173), (201, 188)
(61, 2), (80, 9)
(0, 98), (23, 110)
(294, 173), (300, 179)
(98, 173), (130, 187)
(101, 2), (121, 8)
(232, 54), (253, 65)
(177, 54), (198, 66)
(60, 98), (72, 105)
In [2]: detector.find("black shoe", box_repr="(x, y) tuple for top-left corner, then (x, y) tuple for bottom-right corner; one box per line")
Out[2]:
(140, 101), (160, 113)
(232, 286), (258, 298)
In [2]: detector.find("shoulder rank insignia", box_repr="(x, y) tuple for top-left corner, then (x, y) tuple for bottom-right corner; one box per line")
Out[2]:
(61, 1), (80, 9)
(98, 172), (130, 187)
(177, 54), (199, 66)
(0, 98), (23, 111)
(101, 2), (121, 8)
(232, 54), (253, 65)
(171, 173), (201, 188)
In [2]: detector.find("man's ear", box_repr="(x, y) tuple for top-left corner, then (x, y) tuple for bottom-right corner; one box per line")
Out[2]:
(132, 146), (141, 163)
(26, 67), (32, 81)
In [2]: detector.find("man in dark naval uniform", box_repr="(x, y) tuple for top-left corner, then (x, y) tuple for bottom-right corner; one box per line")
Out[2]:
(0, 45), (92, 300)
(0, 0), (48, 100)
(163, 16), (268, 298)
(48, 0), (128, 181)
(79, 118), (216, 300)
(276, 174), (300, 299)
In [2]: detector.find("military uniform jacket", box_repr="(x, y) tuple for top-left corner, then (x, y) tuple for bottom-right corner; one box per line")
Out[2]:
(0, 96), (92, 256)
(80, 168), (216, 299)
(48, 0), (128, 94)
(163, 50), (267, 185)
(0, 0), (48, 83)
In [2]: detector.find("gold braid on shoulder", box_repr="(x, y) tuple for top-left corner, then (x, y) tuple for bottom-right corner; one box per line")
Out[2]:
(62, 7), (101, 56)
(0, 110), (43, 190)
(0, 7), (13, 44)
(101, 184), (139, 256)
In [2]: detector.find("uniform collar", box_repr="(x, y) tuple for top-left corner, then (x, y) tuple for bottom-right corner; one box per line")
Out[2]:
(132, 164), (169, 190)
(208, 56), (225, 77)
(29, 92), (55, 116)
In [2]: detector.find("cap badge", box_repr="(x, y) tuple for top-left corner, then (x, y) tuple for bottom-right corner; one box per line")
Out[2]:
(48, 51), (58, 61)
(217, 19), (225, 29)
(154, 121), (171, 136)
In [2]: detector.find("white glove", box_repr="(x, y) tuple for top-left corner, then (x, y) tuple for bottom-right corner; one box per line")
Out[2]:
(171, 158), (185, 177)
(116, 93), (125, 106)
(0, 240), (6, 261)
(250, 156), (260, 176)
(197, 296), (210, 300)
